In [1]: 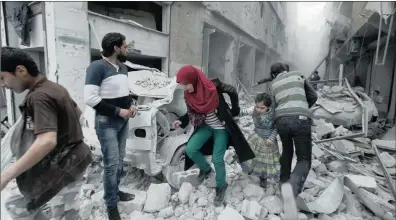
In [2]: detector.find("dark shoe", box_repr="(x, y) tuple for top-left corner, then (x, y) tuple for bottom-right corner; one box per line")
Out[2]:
(198, 168), (213, 183)
(281, 183), (298, 220)
(259, 177), (267, 188)
(118, 191), (135, 201)
(107, 207), (121, 220)
(214, 184), (228, 207)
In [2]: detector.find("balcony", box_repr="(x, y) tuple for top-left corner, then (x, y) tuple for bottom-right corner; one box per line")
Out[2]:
(88, 11), (169, 58)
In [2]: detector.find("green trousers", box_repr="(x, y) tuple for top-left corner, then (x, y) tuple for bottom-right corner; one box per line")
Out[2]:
(186, 124), (229, 188)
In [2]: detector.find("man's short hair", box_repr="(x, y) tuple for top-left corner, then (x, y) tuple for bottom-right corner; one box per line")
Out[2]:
(314, 70), (318, 74)
(101, 32), (126, 57)
(1, 47), (40, 76)
(270, 62), (287, 79)
(283, 64), (290, 72)
(255, 93), (272, 107)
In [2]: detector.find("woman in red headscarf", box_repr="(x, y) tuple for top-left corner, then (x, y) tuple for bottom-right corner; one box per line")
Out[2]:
(172, 65), (255, 207)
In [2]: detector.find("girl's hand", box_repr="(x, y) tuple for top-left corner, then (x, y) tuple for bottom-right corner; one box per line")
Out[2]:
(264, 139), (274, 147)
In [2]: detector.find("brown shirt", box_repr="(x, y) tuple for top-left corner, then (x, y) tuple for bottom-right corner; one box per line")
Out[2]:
(15, 77), (93, 210)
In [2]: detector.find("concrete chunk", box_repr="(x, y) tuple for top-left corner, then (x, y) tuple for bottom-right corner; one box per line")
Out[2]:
(261, 196), (282, 214)
(217, 206), (244, 220)
(144, 183), (171, 213)
(178, 182), (194, 204)
(240, 199), (262, 220)
(243, 184), (264, 201)
(327, 160), (348, 173)
(172, 169), (200, 189)
(312, 144), (325, 159)
(345, 174), (377, 191)
(315, 123), (336, 138)
(379, 152), (396, 168)
(332, 140), (356, 153)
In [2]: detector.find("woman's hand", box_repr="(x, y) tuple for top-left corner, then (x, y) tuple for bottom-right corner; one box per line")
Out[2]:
(172, 120), (182, 129)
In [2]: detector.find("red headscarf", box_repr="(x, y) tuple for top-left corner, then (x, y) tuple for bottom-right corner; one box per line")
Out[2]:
(176, 65), (219, 113)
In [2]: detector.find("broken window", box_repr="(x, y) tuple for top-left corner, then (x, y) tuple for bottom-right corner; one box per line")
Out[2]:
(88, 1), (163, 32)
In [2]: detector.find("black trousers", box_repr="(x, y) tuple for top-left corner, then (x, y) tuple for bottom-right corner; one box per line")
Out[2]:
(276, 115), (312, 197)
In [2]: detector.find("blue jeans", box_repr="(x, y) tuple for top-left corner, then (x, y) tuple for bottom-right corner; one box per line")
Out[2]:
(95, 115), (128, 208)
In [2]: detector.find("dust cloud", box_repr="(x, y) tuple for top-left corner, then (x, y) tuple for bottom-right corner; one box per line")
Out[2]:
(290, 2), (332, 78)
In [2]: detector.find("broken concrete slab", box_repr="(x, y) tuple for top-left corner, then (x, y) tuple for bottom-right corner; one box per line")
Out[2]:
(261, 196), (283, 214)
(243, 184), (264, 201)
(373, 140), (396, 151)
(312, 144), (325, 159)
(172, 169), (200, 189)
(217, 206), (244, 220)
(143, 183), (171, 213)
(379, 152), (396, 168)
(327, 160), (348, 173)
(332, 140), (356, 153)
(315, 123), (336, 139)
(178, 182), (194, 204)
(296, 178), (344, 214)
(240, 199), (262, 220)
(345, 174), (377, 191)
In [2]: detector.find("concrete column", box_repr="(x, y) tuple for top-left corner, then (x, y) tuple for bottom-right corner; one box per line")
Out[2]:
(44, 2), (90, 111)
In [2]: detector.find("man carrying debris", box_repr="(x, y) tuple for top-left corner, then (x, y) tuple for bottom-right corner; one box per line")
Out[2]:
(0, 47), (93, 219)
(84, 32), (137, 220)
(269, 63), (318, 219)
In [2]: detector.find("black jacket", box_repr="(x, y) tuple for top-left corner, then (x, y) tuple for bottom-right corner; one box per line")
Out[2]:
(179, 78), (256, 170)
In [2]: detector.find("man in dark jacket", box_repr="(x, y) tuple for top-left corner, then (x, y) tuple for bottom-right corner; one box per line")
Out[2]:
(269, 63), (318, 219)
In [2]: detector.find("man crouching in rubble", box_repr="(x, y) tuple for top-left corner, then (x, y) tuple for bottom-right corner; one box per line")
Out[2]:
(84, 32), (137, 220)
(0, 47), (93, 219)
(269, 63), (318, 219)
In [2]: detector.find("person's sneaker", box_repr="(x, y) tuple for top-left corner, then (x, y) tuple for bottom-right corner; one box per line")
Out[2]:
(198, 168), (213, 183)
(281, 183), (298, 220)
(214, 184), (228, 207)
(107, 206), (121, 220)
(118, 190), (135, 201)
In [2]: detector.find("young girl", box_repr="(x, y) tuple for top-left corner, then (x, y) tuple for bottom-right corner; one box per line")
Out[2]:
(239, 93), (280, 188)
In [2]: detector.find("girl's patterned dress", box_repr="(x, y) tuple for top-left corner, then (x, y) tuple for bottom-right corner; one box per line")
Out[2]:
(240, 106), (281, 182)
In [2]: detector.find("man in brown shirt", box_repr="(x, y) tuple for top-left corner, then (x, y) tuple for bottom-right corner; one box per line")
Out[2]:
(0, 47), (93, 219)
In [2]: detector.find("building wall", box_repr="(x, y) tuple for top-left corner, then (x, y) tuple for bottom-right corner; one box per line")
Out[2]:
(169, 1), (287, 85)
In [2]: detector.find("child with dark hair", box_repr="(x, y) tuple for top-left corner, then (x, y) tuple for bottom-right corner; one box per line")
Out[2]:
(239, 93), (281, 188)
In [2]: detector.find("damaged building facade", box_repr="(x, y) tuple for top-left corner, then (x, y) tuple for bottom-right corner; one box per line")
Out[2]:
(323, 1), (396, 122)
(0, 1), (295, 124)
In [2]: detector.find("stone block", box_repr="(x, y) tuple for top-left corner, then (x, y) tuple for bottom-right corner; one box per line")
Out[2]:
(240, 199), (262, 220)
(332, 140), (356, 153)
(327, 160), (348, 173)
(178, 182), (194, 204)
(379, 152), (396, 168)
(144, 183), (171, 213)
(217, 206), (244, 220)
(312, 144), (325, 159)
(345, 174), (377, 191)
(315, 123), (336, 138)
(172, 169), (200, 189)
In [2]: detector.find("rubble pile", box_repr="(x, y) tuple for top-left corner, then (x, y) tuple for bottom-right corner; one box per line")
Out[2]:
(1, 93), (395, 220)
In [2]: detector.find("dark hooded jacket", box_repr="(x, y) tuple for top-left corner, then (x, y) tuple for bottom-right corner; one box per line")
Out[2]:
(179, 78), (255, 170)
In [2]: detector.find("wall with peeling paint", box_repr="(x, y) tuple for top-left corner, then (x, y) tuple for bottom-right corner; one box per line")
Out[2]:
(44, 2), (91, 111)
